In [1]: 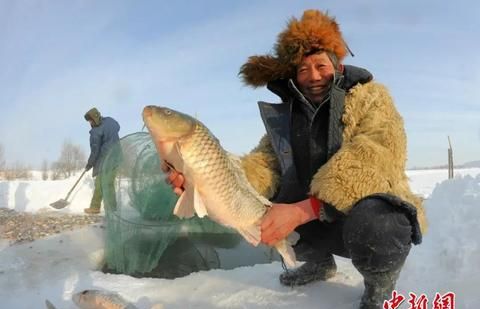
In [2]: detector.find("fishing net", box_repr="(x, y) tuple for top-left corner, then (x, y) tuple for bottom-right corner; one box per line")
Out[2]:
(100, 132), (279, 277)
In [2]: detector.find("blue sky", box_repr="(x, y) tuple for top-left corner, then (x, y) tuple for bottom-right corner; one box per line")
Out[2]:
(0, 0), (479, 169)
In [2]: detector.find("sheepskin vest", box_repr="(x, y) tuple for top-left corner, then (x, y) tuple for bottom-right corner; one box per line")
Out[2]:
(257, 65), (425, 244)
(259, 65), (371, 203)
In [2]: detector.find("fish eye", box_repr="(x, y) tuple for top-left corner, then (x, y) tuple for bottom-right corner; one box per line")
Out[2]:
(164, 109), (172, 116)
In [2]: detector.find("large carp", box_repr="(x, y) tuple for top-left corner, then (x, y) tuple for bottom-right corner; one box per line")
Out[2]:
(142, 105), (296, 267)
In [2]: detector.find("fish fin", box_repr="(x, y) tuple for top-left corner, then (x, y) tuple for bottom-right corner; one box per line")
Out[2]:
(228, 153), (271, 206)
(193, 185), (208, 217)
(275, 240), (297, 268)
(237, 225), (261, 246)
(173, 188), (195, 218)
(45, 299), (57, 309)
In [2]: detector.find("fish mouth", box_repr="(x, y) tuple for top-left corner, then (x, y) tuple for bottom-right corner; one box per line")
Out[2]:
(142, 105), (161, 133)
(142, 106), (162, 140)
(142, 105), (156, 122)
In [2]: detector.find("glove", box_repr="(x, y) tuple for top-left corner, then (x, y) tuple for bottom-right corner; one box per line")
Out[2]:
(85, 164), (93, 171)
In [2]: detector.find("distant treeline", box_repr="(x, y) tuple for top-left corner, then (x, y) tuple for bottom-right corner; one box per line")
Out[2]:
(0, 141), (86, 181)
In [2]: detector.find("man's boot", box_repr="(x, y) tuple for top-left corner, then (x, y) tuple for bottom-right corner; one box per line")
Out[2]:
(279, 254), (337, 286)
(84, 207), (100, 214)
(359, 268), (401, 309)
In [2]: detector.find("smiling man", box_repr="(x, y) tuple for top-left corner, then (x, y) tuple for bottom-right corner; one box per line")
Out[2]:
(163, 9), (427, 309)
(237, 9), (427, 309)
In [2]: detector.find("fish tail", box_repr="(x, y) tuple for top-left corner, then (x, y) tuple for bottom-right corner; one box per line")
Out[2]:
(275, 240), (297, 268)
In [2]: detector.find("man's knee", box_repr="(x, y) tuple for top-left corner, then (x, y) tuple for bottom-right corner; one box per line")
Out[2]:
(343, 197), (412, 272)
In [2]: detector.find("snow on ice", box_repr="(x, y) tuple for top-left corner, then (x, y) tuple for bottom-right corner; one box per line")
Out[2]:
(0, 168), (479, 308)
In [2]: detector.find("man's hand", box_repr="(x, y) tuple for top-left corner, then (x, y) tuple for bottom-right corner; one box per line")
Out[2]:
(261, 199), (317, 246)
(85, 164), (92, 172)
(161, 161), (185, 196)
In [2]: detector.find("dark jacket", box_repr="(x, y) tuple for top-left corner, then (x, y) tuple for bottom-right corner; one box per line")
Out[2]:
(241, 65), (425, 244)
(259, 65), (373, 204)
(86, 116), (121, 177)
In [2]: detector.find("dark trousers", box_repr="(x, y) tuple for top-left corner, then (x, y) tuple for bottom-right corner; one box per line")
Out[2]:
(294, 197), (412, 274)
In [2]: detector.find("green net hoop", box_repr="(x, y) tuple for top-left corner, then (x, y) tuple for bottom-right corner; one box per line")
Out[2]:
(100, 132), (279, 277)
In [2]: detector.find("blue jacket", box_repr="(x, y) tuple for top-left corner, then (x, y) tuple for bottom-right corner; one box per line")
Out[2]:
(86, 116), (121, 177)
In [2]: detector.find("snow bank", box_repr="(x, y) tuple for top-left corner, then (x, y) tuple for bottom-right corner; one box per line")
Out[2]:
(0, 172), (96, 214)
(399, 173), (480, 307)
(1, 169), (479, 308)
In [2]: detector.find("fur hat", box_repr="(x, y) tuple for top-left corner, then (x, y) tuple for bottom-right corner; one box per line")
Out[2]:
(239, 10), (348, 87)
(84, 107), (102, 126)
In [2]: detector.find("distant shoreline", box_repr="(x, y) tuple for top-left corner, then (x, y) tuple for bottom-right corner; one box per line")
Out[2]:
(408, 160), (480, 171)
(407, 166), (480, 171)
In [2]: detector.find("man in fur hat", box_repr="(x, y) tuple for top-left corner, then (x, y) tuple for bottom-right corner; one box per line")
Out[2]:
(84, 107), (121, 214)
(166, 9), (426, 309)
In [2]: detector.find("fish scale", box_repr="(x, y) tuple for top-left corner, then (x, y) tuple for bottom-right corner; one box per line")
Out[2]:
(181, 124), (263, 223)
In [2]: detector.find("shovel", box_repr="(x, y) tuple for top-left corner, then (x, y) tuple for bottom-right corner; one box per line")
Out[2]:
(50, 169), (87, 209)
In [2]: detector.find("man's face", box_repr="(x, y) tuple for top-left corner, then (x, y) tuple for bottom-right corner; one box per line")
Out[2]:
(296, 52), (336, 104)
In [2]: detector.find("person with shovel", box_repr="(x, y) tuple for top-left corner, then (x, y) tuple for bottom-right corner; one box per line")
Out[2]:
(84, 107), (121, 215)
